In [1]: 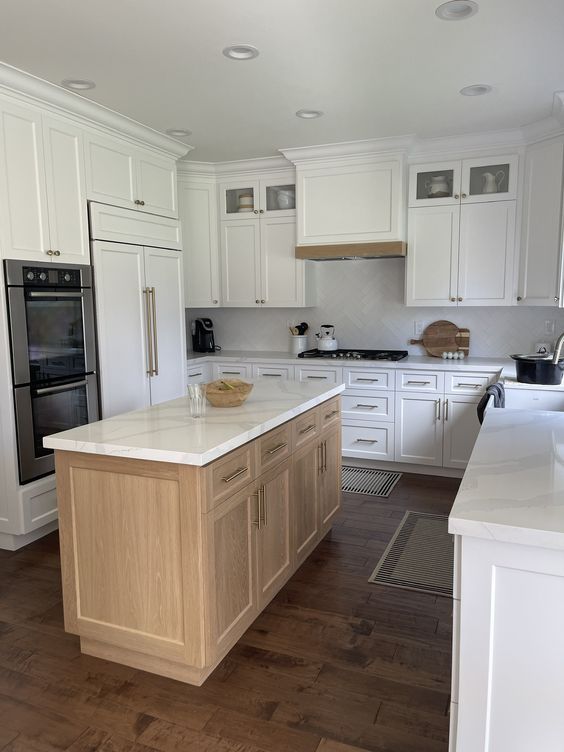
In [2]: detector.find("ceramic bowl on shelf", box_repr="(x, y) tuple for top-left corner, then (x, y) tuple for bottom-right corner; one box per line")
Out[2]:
(205, 379), (253, 407)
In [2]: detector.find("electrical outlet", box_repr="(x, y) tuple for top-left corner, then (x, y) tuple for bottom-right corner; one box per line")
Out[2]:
(545, 320), (556, 336)
(414, 320), (424, 338)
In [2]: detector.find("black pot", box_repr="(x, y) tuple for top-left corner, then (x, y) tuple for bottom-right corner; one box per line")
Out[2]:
(510, 354), (564, 385)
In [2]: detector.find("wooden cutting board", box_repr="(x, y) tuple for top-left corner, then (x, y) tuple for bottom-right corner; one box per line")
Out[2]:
(410, 320), (470, 357)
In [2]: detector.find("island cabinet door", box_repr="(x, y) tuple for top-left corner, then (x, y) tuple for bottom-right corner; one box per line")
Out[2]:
(293, 439), (321, 566)
(204, 484), (259, 662)
(318, 425), (342, 536)
(255, 459), (293, 610)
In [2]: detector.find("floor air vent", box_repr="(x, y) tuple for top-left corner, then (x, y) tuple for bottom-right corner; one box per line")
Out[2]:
(341, 466), (402, 498)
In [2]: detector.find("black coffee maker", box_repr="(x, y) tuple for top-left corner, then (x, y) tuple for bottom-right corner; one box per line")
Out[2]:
(191, 318), (217, 353)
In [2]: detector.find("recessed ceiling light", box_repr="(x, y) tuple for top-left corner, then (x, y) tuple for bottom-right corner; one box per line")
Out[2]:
(222, 45), (259, 60)
(61, 78), (96, 91)
(460, 84), (492, 96)
(165, 128), (192, 138)
(435, 1), (478, 20)
(296, 109), (324, 119)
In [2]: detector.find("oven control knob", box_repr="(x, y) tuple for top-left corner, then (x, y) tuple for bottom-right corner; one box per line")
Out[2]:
(63, 273), (71, 282)
(26, 271), (34, 281)
(39, 272), (47, 281)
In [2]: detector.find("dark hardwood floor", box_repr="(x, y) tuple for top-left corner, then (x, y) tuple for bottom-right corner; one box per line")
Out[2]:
(0, 472), (459, 752)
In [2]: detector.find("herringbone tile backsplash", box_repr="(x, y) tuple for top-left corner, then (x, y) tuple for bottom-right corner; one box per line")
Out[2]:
(187, 259), (564, 357)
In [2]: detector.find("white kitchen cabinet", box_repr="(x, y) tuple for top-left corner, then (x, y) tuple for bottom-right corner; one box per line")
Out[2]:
(296, 365), (343, 384)
(187, 363), (212, 385)
(442, 394), (481, 469)
(395, 392), (444, 466)
(0, 100), (89, 264)
(296, 157), (403, 245)
(211, 363), (252, 380)
(341, 393), (394, 422)
(92, 241), (185, 418)
(178, 178), (220, 308)
(219, 171), (296, 221)
(89, 202), (182, 250)
(252, 364), (295, 380)
(85, 131), (177, 218)
(517, 138), (564, 307)
(220, 219), (261, 306)
(342, 421), (395, 461)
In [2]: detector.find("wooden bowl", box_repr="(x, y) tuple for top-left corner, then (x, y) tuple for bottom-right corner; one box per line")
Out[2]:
(205, 379), (253, 408)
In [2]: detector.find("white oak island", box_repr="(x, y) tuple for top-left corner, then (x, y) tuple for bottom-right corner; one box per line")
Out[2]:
(44, 380), (344, 685)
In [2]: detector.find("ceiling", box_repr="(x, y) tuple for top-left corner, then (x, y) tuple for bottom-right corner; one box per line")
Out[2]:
(1, 0), (563, 161)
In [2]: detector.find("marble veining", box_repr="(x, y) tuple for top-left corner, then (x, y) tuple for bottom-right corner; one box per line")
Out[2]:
(449, 408), (564, 550)
(43, 380), (344, 466)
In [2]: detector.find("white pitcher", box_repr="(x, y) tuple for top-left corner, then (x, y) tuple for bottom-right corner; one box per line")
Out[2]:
(482, 170), (505, 193)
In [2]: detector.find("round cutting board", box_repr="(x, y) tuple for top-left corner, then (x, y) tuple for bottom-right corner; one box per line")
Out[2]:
(410, 320), (470, 357)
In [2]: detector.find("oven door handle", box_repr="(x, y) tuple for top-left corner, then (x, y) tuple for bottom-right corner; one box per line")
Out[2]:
(27, 291), (84, 299)
(34, 379), (88, 396)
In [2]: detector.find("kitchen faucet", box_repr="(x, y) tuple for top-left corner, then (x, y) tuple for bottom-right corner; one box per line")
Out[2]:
(552, 332), (564, 363)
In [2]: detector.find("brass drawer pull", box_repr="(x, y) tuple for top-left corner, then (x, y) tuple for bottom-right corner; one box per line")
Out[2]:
(266, 441), (287, 455)
(406, 380), (431, 385)
(457, 383), (480, 388)
(325, 409), (339, 418)
(221, 466), (248, 483)
(355, 438), (377, 444)
(355, 404), (375, 409)
(299, 424), (316, 435)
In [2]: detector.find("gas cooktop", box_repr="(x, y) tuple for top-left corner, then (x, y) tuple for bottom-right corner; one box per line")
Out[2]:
(298, 348), (408, 361)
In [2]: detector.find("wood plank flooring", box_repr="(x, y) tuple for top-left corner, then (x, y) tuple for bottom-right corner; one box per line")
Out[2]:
(0, 472), (459, 752)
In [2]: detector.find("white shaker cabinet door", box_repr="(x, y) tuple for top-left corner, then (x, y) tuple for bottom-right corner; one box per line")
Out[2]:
(394, 392), (443, 466)
(457, 200), (516, 306)
(442, 395), (481, 469)
(405, 206), (459, 306)
(84, 132), (137, 209)
(260, 216), (303, 307)
(179, 179), (220, 308)
(92, 241), (151, 418)
(136, 152), (177, 219)
(143, 247), (186, 406)
(0, 100), (50, 261)
(220, 219), (261, 306)
(42, 115), (89, 264)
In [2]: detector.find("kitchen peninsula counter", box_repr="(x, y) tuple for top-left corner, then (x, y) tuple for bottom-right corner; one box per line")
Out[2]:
(45, 381), (344, 686)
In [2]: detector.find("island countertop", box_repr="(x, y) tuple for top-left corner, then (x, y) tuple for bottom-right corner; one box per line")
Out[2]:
(43, 380), (344, 466)
(448, 408), (564, 550)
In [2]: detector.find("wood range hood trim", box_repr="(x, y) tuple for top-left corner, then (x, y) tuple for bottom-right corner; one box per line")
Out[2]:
(295, 241), (407, 260)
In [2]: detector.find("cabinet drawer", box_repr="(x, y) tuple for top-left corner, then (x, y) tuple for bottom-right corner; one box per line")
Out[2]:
(446, 371), (496, 395)
(257, 423), (292, 473)
(344, 368), (394, 390)
(252, 364), (295, 380)
(341, 392), (394, 422)
(296, 366), (342, 384)
(292, 408), (320, 449)
(207, 444), (255, 510)
(212, 363), (252, 379)
(319, 396), (341, 429)
(187, 364), (211, 385)
(396, 370), (444, 393)
(341, 422), (394, 461)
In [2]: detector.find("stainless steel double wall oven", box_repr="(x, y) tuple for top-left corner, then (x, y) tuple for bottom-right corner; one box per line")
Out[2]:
(4, 260), (99, 484)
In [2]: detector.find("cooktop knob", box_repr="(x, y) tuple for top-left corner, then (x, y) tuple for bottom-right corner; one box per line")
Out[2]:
(39, 272), (47, 281)
(26, 271), (34, 281)
(63, 273), (71, 282)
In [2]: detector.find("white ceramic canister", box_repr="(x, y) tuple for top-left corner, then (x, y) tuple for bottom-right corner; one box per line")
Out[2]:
(290, 334), (308, 355)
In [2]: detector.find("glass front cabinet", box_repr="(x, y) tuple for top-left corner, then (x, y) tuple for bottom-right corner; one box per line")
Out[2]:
(409, 155), (518, 207)
(219, 171), (296, 220)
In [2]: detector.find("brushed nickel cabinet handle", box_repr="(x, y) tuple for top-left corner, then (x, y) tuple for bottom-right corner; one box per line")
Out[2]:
(356, 378), (379, 382)
(454, 193), (460, 199)
(406, 380), (430, 386)
(517, 296), (522, 302)
(256, 299), (260, 304)
(450, 297), (456, 302)
(262, 373), (282, 377)
(458, 297), (463, 302)
(266, 442), (287, 455)
(46, 250), (54, 256)
(355, 404), (375, 409)
(436, 399), (441, 421)
(150, 287), (159, 376)
(222, 371), (242, 375)
(53, 250), (61, 256)
(139, 200), (145, 206)
(457, 383), (479, 388)
(222, 466), (248, 483)
(299, 423), (316, 435)
(213, 299), (219, 304)
(461, 193), (467, 199)
(253, 209), (259, 214)
(306, 375), (327, 380)
(259, 209), (264, 214)
(188, 372), (203, 378)
(355, 438), (377, 444)
(261, 299), (266, 304)
(143, 287), (154, 376)
(444, 399), (449, 421)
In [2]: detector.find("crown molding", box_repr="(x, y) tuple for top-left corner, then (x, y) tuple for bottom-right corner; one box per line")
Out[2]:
(0, 61), (191, 158)
(408, 126), (526, 160)
(177, 160), (217, 177)
(280, 136), (414, 165)
(178, 154), (292, 176)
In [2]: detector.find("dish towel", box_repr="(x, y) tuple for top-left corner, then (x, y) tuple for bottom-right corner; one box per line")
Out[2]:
(477, 382), (505, 425)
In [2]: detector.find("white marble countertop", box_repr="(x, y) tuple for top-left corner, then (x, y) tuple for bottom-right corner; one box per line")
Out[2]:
(187, 349), (508, 373)
(44, 380), (344, 466)
(449, 408), (564, 550)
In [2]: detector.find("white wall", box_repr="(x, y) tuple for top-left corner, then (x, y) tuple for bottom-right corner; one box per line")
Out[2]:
(187, 259), (564, 356)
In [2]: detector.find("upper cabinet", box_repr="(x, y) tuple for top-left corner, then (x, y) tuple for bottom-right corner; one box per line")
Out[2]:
(517, 138), (564, 307)
(294, 156), (404, 245)
(85, 131), (178, 218)
(219, 173), (296, 221)
(0, 99), (89, 264)
(406, 154), (519, 307)
(409, 155), (518, 207)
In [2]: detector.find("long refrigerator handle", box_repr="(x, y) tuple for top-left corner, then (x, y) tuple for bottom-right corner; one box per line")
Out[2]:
(143, 287), (154, 376)
(150, 287), (159, 376)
